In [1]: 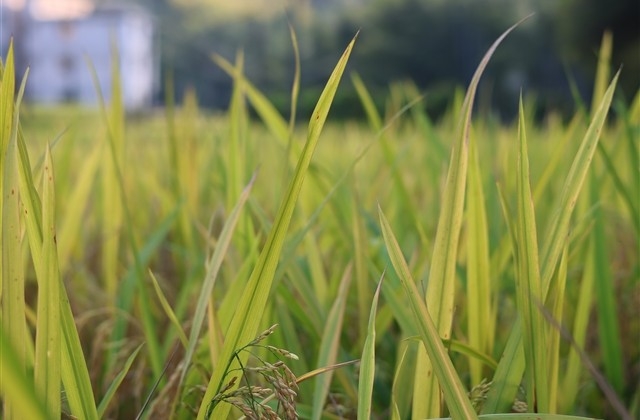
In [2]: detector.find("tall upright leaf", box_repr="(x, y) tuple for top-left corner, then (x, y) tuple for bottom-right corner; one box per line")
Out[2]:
(484, 71), (620, 413)
(34, 145), (62, 418)
(358, 275), (384, 420)
(379, 206), (478, 419)
(1, 43), (28, 420)
(514, 97), (549, 412)
(196, 34), (357, 420)
(415, 18), (529, 418)
(466, 123), (493, 385)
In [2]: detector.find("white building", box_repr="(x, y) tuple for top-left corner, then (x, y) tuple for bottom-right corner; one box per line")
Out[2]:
(2, 1), (157, 110)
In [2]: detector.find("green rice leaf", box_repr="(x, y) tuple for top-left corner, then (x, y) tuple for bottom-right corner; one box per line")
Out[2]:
(177, 172), (256, 393)
(357, 274), (384, 420)
(149, 270), (189, 348)
(466, 122), (493, 385)
(590, 174), (624, 392)
(539, 70), (619, 298)
(34, 145), (62, 418)
(514, 96), (549, 412)
(0, 327), (47, 420)
(0, 41), (15, 157)
(197, 34), (357, 420)
(485, 69), (620, 414)
(1, 44), (29, 420)
(547, 245), (568, 413)
(417, 17), (529, 417)
(57, 142), (102, 271)
(311, 264), (353, 420)
(213, 54), (290, 147)
(379, 205), (478, 419)
(390, 339), (417, 420)
(97, 344), (144, 418)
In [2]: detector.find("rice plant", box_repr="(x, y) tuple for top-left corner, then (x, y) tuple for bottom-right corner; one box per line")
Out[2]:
(0, 18), (637, 420)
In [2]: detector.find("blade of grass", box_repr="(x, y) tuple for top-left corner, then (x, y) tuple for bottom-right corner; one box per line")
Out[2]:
(176, 172), (256, 394)
(311, 264), (353, 420)
(148, 270), (189, 348)
(56, 141), (101, 273)
(514, 96), (549, 412)
(352, 72), (429, 247)
(403, 336), (500, 371)
(357, 273), (384, 420)
(197, 34), (358, 420)
(34, 144), (62, 418)
(539, 70), (620, 299)
(534, 288), (632, 420)
(560, 225), (595, 412)
(379, 205), (478, 419)
(213, 54), (290, 148)
(0, 40), (15, 177)
(86, 48), (163, 378)
(14, 90), (99, 420)
(467, 121), (493, 385)
(417, 17), (530, 417)
(0, 327), (47, 420)
(390, 339), (417, 420)
(590, 173), (624, 392)
(484, 70), (620, 413)
(100, 38), (125, 305)
(352, 184), (371, 348)
(483, 184), (526, 415)
(96, 343), (144, 417)
(284, 22), (301, 181)
(1, 44), (28, 420)
(547, 245), (568, 413)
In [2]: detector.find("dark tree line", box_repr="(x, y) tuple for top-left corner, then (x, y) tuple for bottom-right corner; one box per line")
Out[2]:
(133, 0), (639, 120)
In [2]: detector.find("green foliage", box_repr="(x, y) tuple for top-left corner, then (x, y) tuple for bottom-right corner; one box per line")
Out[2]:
(1, 25), (638, 420)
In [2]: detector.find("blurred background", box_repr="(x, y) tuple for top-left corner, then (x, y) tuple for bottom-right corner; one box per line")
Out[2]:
(1, 0), (638, 120)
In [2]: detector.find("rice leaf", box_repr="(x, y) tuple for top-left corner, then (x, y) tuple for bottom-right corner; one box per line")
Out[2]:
(177, 172), (256, 393)
(287, 22), (301, 135)
(213, 53), (290, 147)
(14, 94), (99, 420)
(547, 245), (568, 413)
(514, 96), (549, 412)
(311, 264), (353, 420)
(390, 339), (417, 420)
(34, 145), (62, 418)
(560, 236), (595, 412)
(444, 414), (599, 420)
(148, 270), (189, 348)
(197, 34), (357, 420)
(357, 274), (384, 420)
(56, 142), (101, 272)
(0, 327), (47, 420)
(417, 17), (529, 417)
(379, 205), (477, 419)
(352, 185), (371, 348)
(1, 43), (29, 420)
(466, 122), (493, 385)
(87, 47), (163, 378)
(485, 70), (620, 414)
(590, 173), (624, 392)
(97, 344), (144, 417)
(0, 41), (15, 158)
(539, 70), (619, 298)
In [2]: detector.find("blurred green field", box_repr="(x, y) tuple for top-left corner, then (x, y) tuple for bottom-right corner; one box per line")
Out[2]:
(1, 28), (639, 420)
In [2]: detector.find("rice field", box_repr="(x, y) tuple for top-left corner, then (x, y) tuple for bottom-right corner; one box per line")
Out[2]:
(1, 23), (638, 420)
